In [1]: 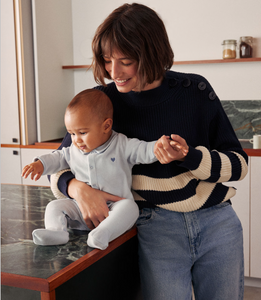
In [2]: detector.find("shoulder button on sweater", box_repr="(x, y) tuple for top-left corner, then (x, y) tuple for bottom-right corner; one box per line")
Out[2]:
(182, 78), (191, 87)
(198, 82), (206, 90)
(169, 78), (178, 87)
(209, 91), (216, 100)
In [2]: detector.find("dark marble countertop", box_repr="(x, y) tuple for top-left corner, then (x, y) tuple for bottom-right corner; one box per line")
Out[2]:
(1, 184), (93, 279)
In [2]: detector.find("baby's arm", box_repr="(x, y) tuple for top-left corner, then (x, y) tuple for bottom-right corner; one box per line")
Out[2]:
(22, 160), (44, 181)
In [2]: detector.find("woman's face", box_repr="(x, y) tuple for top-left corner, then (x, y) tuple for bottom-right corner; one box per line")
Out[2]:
(103, 49), (139, 93)
(103, 48), (163, 93)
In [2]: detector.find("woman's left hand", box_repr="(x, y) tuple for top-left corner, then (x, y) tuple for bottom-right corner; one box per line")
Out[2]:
(154, 134), (189, 164)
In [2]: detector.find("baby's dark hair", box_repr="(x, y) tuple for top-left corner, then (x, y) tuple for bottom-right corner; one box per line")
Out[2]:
(66, 89), (113, 121)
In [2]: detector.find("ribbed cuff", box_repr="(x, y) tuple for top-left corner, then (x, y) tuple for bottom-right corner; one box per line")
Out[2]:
(176, 145), (203, 171)
(50, 169), (74, 199)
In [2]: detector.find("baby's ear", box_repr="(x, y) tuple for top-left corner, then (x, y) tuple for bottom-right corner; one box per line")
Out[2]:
(103, 118), (113, 132)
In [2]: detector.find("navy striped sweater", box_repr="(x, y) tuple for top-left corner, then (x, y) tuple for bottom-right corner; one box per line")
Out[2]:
(54, 71), (248, 212)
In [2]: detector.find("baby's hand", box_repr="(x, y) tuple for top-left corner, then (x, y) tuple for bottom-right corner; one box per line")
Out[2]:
(154, 135), (189, 164)
(22, 160), (44, 181)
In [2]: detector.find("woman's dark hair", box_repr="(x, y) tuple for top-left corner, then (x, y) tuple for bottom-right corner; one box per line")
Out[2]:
(91, 3), (174, 91)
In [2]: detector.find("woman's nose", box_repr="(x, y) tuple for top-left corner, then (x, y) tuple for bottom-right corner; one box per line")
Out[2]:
(110, 61), (121, 79)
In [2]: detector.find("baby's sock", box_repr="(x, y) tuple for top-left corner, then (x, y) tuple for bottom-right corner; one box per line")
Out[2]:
(32, 229), (69, 246)
(87, 227), (110, 250)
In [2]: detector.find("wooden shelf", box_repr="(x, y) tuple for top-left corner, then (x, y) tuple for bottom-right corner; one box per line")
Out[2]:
(173, 57), (261, 65)
(62, 57), (261, 69)
(62, 65), (91, 69)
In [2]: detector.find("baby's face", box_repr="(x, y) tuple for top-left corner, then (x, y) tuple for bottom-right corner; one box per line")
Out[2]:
(65, 110), (107, 153)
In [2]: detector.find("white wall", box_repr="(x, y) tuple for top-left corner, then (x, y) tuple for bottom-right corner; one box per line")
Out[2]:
(71, 0), (261, 100)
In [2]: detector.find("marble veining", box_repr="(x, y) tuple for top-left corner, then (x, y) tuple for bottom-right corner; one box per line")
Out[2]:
(1, 185), (94, 279)
(221, 100), (261, 139)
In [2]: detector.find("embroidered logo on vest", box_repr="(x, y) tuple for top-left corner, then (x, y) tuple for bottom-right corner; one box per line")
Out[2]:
(111, 158), (115, 162)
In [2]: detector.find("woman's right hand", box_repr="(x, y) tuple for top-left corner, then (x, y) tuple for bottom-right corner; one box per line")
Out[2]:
(68, 178), (123, 230)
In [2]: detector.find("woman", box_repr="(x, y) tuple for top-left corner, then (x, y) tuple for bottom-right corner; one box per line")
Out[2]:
(52, 3), (248, 299)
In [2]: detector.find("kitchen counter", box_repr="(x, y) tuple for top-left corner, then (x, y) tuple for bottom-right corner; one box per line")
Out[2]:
(17, 140), (261, 157)
(239, 140), (261, 157)
(1, 184), (141, 300)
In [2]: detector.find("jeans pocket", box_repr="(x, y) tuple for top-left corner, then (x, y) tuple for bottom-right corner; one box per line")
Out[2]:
(136, 208), (154, 227)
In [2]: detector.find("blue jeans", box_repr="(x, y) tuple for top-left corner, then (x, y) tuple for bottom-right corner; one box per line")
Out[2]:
(136, 202), (244, 300)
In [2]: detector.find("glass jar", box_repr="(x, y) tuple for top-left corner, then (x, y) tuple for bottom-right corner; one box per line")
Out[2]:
(222, 40), (237, 59)
(239, 36), (253, 58)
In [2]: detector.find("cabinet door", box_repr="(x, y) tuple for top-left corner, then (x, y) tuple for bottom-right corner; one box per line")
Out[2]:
(0, 1), (20, 145)
(225, 163), (250, 277)
(1, 148), (22, 184)
(250, 156), (261, 278)
(21, 148), (52, 187)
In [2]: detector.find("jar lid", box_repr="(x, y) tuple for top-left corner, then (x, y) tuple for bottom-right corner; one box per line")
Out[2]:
(222, 39), (237, 45)
(240, 36), (253, 42)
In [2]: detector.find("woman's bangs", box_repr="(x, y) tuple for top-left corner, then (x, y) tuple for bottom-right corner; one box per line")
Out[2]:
(100, 28), (135, 59)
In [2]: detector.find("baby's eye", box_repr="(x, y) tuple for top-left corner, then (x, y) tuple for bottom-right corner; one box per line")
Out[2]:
(80, 132), (87, 135)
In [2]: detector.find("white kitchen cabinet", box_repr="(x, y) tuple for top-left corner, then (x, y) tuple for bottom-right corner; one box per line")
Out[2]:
(1, 0), (37, 146)
(1, 148), (22, 185)
(226, 156), (261, 280)
(0, 1), (20, 145)
(250, 156), (261, 278)
(225, 160), (250, 277)
(1, 148), (53, 186)
(1, 0), (74, 147)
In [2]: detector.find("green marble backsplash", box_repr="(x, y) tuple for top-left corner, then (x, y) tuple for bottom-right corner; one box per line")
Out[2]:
(221, 100), (261, 139)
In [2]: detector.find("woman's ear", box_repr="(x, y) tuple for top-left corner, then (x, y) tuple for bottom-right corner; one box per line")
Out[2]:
(103, 118), (113, 133)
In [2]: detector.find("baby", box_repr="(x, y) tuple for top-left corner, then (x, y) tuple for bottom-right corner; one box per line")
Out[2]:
(22, 89), (161, 250)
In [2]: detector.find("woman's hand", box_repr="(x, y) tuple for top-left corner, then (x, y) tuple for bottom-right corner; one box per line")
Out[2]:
(68, 179), (123, 230)
(154, 134), (189, 164)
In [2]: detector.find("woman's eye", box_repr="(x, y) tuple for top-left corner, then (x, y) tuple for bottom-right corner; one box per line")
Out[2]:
(104, 59), (111, 64)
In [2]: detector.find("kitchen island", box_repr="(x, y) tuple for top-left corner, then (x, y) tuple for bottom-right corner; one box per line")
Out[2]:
(1, 184), (142, 300)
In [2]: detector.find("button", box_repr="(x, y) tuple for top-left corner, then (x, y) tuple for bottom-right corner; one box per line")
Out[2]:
(198, 82), (206, 90)
(90, 166), (93, 170)
(209, 91), (216, 100)
(182, 78), (191, 87)
(169, 78), (177, 87)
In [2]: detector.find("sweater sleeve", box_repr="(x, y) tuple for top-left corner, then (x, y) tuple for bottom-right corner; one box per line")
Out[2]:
(179, 145), (248, 183)
(49, 132), (75, 198)
(178, 96), (248, 184)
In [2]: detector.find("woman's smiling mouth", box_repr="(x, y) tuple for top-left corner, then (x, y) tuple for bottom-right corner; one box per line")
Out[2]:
(114, 78), (130, 85)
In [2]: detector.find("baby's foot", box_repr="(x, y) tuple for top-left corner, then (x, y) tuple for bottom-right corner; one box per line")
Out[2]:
(87, 227), (110, 250)
(32, 229), (69, 246)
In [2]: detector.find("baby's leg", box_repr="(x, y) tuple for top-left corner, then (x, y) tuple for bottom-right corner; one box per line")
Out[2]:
(87, 199), (139, 250)
(33, 199), (87, 246)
